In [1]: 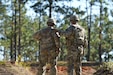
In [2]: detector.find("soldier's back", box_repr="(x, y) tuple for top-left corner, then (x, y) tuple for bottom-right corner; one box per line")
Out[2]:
(39, 27), (56, 50)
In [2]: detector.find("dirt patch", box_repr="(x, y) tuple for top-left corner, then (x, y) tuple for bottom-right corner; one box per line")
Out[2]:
(29, 66), (96, 75)
(0, 62), (97, 75)
(82, 66), (96, 75)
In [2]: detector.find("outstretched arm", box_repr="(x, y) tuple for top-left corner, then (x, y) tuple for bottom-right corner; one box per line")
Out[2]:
(59, 26), (73, 37)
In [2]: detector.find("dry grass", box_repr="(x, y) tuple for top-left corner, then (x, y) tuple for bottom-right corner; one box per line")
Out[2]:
(0, 61), (97, 75)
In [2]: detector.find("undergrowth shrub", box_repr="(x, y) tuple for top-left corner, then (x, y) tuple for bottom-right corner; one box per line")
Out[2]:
(94, 62), (113, 75)
(19, 61), (39, 67)
(0, 61), (6, 65)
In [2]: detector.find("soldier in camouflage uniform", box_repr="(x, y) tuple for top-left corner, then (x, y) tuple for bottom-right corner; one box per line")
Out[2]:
(60, 15), (87, 75)
(33, 18), (60, 75)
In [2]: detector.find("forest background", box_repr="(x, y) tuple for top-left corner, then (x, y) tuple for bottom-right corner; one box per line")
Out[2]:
(0, 0), (113, 63)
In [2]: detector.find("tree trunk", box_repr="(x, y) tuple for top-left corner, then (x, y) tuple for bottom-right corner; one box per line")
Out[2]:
(17, 0), (21, 62)
(87, 1), (92, 61)
(48, 0), (52, 18)
(14, 0), (17, 62)
(99, 0), (102, 63)
(10, 0), (14, 62)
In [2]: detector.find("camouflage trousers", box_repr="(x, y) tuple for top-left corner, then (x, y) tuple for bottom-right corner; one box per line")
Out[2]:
(37, 49), (58, 75)
(67, 50), (82, 75)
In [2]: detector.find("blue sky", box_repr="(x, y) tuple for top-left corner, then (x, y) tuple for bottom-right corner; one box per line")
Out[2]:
(25, 0), (91, 18)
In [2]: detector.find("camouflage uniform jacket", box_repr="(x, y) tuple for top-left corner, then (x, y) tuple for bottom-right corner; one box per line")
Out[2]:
(60, 24), (87, 54)
(33, 26), (60, 50)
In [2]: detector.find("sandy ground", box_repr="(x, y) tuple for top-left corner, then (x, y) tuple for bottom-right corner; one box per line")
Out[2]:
(30, 66), (96, 75)
(0, 62), (97, 75)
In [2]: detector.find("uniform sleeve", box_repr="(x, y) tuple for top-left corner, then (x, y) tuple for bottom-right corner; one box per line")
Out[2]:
(53, 31), (60, 48)
(76, 28), (86, 45)
(84, 35), (88, 48)
(33, 30), (41, 40)
(59, 26), (73, 38)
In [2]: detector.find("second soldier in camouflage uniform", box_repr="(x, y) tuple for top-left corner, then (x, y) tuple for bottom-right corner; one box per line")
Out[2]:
(33, 18), (60, 75)
(60, 15), (87, 75)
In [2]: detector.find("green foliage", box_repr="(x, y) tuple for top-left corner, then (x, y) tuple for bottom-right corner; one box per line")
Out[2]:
(94, 62), (113, 75)
(18, 61), (38, 67)
(0, 1), (7, 20)
(19, 62), (31, 67)
(99, 62), (113, 71)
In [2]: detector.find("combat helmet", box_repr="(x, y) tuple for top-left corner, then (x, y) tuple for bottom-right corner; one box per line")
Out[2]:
(70, 15), (79, 21)
(47, 18), (56, 25)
